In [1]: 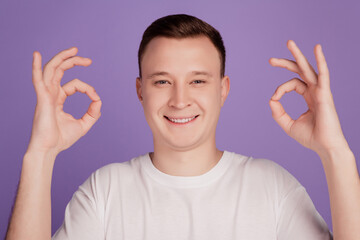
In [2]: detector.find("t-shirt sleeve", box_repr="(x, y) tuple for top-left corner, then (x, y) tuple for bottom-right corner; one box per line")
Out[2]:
(273, 163), (333, 240)
(51, 171), (104, 240)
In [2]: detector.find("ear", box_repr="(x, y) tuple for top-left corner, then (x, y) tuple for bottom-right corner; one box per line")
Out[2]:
(136, 77), (143, 103)
(220, 75), (230, 107)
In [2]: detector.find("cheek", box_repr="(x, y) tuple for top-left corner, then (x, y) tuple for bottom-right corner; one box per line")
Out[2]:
(196, 88), (222, 109)
(143, 91), (167, 115)
(142, 99), (161, 130)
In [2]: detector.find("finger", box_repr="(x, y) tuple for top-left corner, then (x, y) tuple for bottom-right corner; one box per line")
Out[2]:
(269, 58), (301, 75)
(32, 51), (46, 93)
(53, 56), (92, 83)
(269, 78), (308, 135)
(79, 98), (102, 136)
(287, 40), (318, 85)
(269, 97), (294, 136)
(271, 78), (307, 101)
(43, 47), (78, 85)
(61, 78), (102, 135)
(314, 44), (330, 89)
(61, 78), (100, 102)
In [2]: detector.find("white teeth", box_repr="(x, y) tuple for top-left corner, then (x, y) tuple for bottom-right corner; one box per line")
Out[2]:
(168, 116), (196, 123)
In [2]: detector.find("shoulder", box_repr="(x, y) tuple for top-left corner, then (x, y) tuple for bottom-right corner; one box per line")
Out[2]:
(92, 153), (146, 183)
(229, 151), (303, 194)
(230, 151), (289, 176)
(78, 153), (146, 194)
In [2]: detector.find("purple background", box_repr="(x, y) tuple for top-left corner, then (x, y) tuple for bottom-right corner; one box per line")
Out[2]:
(1, 0), (359, 237)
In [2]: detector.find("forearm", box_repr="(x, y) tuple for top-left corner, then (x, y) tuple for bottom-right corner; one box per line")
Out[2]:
(319, 148), (360, 240)
(6, 151), (57, 240)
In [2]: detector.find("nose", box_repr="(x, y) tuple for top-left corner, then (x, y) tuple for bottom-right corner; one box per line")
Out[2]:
(168, 83), (191, 109)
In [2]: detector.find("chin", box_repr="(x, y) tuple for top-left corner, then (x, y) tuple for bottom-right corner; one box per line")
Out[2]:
(168, 143), (201, 152)
(159, 136), (203, 152)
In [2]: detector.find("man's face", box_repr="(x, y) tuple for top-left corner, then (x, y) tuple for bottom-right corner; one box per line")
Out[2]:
(136, 36), (230, 151)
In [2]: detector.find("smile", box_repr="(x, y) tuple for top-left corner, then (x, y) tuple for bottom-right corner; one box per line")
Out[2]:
(164, 115), (199, 124)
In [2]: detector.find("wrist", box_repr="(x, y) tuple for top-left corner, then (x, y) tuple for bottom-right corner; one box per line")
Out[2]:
(23, 149), (58, 168)
(318, 147), (355, 168)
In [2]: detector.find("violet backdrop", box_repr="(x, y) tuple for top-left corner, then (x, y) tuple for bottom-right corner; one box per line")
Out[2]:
(1, 0), (359, 237)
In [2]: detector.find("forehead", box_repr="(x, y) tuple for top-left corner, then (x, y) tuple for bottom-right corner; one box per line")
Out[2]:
(141, 36), (221, 79)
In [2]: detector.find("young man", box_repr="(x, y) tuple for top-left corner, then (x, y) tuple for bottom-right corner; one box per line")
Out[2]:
(6, 14), (360, 240)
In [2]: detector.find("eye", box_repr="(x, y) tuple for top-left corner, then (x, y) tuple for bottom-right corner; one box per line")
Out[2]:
(192, 80), (205, 84)
(154, 80), (169, 85)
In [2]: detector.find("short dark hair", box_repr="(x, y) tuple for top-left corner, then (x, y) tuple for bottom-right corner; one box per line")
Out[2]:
(137, 14), (226, 79)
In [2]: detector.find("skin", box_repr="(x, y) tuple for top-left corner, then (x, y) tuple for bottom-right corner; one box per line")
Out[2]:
(5, 36), (360, 240)
(136, 36), (230, 176)
(6, 47), (102, 240)
(269, 40), (360, 239)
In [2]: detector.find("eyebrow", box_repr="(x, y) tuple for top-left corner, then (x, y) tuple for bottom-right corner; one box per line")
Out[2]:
(145, 71), (213, 79)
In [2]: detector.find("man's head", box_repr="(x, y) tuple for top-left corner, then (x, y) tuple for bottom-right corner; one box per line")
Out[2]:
(137, 14), (226, 79)
(136, 14), (230, 151)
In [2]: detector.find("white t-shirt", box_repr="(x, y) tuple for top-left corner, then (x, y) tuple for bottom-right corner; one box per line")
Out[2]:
(52, 151), (333, 240)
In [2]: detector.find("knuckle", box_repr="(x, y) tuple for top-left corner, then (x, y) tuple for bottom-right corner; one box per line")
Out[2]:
(295, 78), (306, 85)
(46, 62), (56, 71)
(293, 78), (301, 84)
(55, 67), (64, 75)
(69, 78), (81, 86)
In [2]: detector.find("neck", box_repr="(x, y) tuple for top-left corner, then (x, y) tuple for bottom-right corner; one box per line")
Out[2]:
(150, 140), (223, 177)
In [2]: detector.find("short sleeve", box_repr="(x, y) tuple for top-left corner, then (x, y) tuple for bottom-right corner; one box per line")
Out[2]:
(52, 172), (104, 240)
(276, 180), (333, 240)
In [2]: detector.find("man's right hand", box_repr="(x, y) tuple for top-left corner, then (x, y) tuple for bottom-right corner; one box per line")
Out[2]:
(26, 47), (102, 156)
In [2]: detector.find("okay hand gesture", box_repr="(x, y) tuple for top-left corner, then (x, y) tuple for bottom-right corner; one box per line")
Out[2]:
(269, 40), (350, 156)
(27, 47), (102, 156)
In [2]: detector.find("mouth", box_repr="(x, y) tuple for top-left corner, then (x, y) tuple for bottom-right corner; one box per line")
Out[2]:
(164, 115), (199, 124)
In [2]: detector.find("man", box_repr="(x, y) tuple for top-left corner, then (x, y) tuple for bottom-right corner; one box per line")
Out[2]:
(6, 14), (360, 240)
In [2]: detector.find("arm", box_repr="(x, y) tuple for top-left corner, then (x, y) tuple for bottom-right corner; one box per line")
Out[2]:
(269, 40), (360, 240)
(6, 151), (56, 240)
(6, 48), (102, 240)
(319, 148), (360, 239)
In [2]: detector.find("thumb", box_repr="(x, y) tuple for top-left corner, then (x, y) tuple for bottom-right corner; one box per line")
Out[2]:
(79, 99), (102, 136)
(269, 99), (293, 135)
